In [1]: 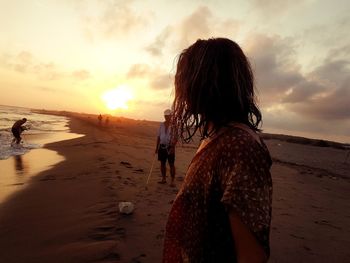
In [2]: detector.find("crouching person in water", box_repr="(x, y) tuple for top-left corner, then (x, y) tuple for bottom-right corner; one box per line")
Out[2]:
(12, 118), (27, 145)
(163, 38), (272, 262)
(155, 109), (177, 187)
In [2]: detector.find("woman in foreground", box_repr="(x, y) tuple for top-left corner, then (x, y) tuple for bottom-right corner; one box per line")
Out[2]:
(163, 38), (272, 262)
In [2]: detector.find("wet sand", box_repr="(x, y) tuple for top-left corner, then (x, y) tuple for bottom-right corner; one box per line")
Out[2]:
(0, 115), (349, 262)
(0, 132), (82, 204)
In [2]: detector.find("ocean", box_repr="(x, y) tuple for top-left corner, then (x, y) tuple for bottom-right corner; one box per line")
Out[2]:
(0, 105), (75, 160)
(0, 105), (83, 204)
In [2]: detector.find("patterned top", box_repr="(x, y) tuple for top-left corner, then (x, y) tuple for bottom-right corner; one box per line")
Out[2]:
(163, 125), (272, 263)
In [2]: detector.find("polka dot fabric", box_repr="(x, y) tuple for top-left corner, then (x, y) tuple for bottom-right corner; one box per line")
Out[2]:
(163, 125), (272, 262)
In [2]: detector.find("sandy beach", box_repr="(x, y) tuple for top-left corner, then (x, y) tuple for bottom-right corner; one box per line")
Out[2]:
(0, 114), (349, 263)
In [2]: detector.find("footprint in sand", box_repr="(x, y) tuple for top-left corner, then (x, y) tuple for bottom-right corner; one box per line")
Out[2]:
(40, 174), (56, 181)
(120, 161), (133, 168)
(280, 212), (291, 216)
(100, 252), (121, 261)
(96, 203), (117, 214)
(314, 220), (342, 230)
(78, 171), (91, 176)
(289, 234), (305, 240)
(89, 221), (123, 241)
(131, 254), (146, 263)
(95, 226), (115, 232)
(100, 164), (111, 170)
(63, 176), (76, 180)
(88, 230), (113, 241)
(101, 178), (111, 183)
(303, 246), (312, 251)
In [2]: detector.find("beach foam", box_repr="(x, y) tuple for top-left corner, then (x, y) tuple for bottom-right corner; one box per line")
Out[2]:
(0, 131), (42, 160)
(0, 105), (74, 159)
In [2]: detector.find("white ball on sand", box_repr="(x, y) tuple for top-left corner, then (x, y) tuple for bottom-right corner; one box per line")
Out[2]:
(118, 201), (135, 215)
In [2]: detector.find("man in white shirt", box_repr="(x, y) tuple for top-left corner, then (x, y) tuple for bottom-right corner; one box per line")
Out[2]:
(155, 109), (177, 186)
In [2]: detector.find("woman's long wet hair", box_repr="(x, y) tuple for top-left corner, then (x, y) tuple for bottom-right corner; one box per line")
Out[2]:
(172, 38), (262, 143)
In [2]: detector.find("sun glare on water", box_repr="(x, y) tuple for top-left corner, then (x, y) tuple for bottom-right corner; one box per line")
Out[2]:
(102, 85), (133, 111)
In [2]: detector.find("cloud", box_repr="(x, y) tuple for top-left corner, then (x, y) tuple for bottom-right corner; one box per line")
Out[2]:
(145, 26), (173, 57)
(145, 5), (240, 57)
(127, 63), (173, 90)
(143, 7), (350, 125)
(150, 73), (173, 90)
(285, 57), (350, 120)
(127, 63), (150, 78)
(328, 44), (350, 59)
(244, 34), (304, 104)
(0, 51), (92, 82)
(0, 51), (62, 80)
(101, 0), (151, 37)
(175, 6), (239, 50)
(177, 6), (212, 48)
(5, 51), (33, 73)
(301, 17), (350, 49)
(290, 85), (350, 120)
(248, 0), (311, 17)
(236, 33), (350, 136)
(281, 80), (325, 103)
(75, 0), (152, 41)
(72, 69), (91, 80)
(133, 99), (169, 108)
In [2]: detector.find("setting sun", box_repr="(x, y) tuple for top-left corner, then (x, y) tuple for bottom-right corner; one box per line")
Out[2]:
(101, 85), (133, 110)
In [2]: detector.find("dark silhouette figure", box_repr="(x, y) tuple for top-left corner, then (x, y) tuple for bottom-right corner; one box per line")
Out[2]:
(98, 114), (102, 125)
(11, 118), (27, 144)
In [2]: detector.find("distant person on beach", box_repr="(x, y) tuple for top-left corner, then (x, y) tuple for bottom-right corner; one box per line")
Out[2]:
(163, 38), (272, 262)
(105, 116), (110, 126)
(11, 118), (27, 144)
(98, 114), (102, 125)
(155, 109), (177, 187)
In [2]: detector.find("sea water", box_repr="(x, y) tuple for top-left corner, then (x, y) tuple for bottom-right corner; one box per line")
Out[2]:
(0, 105), (83, 204)
(0, 105), (74, 159)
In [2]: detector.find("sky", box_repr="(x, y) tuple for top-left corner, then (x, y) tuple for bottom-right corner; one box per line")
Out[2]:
(0, 0), (349, 143)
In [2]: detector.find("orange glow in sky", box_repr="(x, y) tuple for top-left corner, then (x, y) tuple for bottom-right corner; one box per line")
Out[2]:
(0, 0), (349, 142)
(101, 85), (133, 111)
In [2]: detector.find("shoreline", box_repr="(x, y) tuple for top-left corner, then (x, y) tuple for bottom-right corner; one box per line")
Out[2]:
(0, 122), (84, 204)
(0, 115), (349, 262)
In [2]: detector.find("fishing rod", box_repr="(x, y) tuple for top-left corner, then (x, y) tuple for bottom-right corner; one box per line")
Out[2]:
(145, 153), (157, 190)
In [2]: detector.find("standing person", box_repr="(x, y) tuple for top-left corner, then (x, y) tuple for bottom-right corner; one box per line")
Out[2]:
(155, 109), (177, 187)
(98, 114), (103, 125)
(11, 118), (27, 145)
(163, 38), (272, 262)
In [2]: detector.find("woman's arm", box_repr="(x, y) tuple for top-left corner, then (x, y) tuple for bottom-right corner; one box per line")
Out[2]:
(229, 213), (268, 263)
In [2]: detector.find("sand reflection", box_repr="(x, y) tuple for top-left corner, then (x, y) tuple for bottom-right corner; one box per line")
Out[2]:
(14, 155), (27, 174)
(0, 149), (64, 204)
